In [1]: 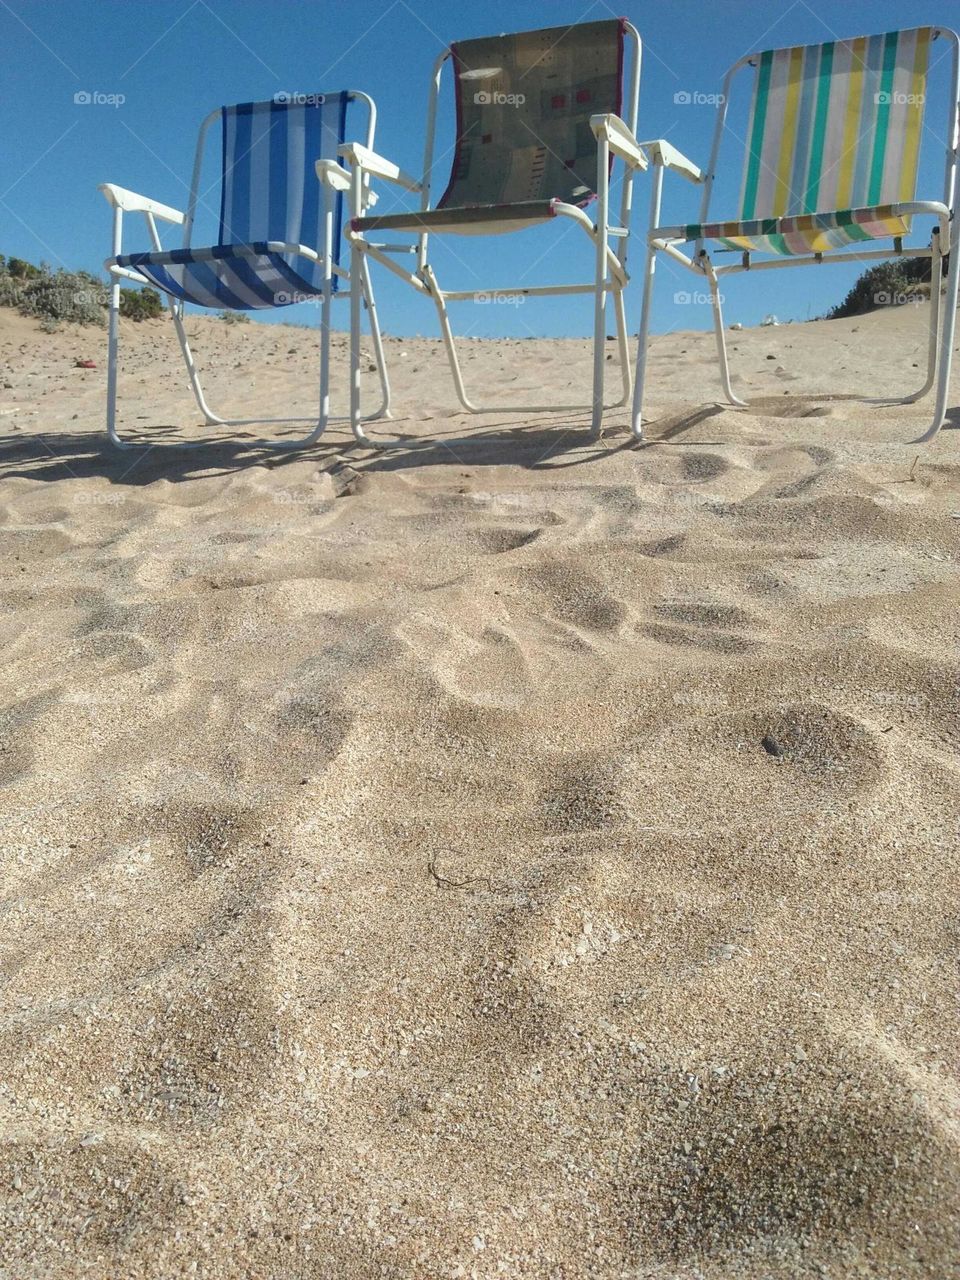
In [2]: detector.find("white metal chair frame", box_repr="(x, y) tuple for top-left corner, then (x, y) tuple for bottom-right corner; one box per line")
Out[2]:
(338, 24), (644, 449)
(101, 91), (392, 450)
(633, 28), (960, 445)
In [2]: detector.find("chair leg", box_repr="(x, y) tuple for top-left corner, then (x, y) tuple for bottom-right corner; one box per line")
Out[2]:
(611, 283), (632, 408)
(703, 252), (747, 408)
(347, 239), (414, 450)
(351, 220), (635, 447)
(260, 200), (337, 452)
(360, 253), (393, 421)
(590, 135), (610, 438)
(631, 166), (664, 441)
(348, 233), (366, 443)
(917, 215), (960, 442)
(903, 228), (943, 404)
(422, 265), (480, 413)
(169, 300), (226, 425)
(262, 185), (396, 452)
(105, 211), (124, 449)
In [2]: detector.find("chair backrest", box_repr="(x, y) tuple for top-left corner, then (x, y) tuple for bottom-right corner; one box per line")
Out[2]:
(739, 27), (933, 220)
(437, 19), (626, 210)
(216, 94), (350, 283)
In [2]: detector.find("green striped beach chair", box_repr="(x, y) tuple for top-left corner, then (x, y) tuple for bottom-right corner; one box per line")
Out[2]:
(633, 26), (960, 443)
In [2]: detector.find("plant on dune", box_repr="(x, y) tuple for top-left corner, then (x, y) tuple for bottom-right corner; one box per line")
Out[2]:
(828, 256), (939, 318)
(1, 254), (164, 328)
(119, 287), (163, 321)
(2, 256), (43, 280)
(218, 309), (250, 324)
(0, 261), (107, 328)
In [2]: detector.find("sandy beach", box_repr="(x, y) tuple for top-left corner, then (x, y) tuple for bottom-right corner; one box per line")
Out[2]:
(0, 302), (958, 1278)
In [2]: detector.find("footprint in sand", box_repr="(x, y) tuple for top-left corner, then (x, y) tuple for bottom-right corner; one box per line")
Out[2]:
(537, 751), (629, 835)
(70, 630), (154, 672)
(523, 561), (627, 635)
(397, 613), (532, 708)
(643, 601), (759, 655)
(462, 526), (543, 554)
(0, 690), (61, 787)
(680, 452), (730, 482)
(639, 533), (688, 559)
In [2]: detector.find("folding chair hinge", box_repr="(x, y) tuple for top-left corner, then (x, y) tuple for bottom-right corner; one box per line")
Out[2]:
(418, 265), (439, 296)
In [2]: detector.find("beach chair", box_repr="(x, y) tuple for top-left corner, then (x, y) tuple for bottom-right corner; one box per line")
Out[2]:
(633, 27), (960, 443)
(101, 91), (391, 448)
(338, 19), (643, 447)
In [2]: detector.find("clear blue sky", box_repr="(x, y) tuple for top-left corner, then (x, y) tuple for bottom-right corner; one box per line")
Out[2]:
(1, 0), (956, 339)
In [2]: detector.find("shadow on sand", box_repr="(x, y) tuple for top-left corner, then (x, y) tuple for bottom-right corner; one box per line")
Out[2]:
(0, 404), (732, 488)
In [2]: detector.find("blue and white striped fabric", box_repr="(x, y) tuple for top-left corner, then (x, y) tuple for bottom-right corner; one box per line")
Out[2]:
(117, 94), (349, 309)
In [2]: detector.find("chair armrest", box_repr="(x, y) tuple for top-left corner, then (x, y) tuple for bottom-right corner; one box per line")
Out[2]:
(337, 143), (422, 192)
(636, 139), (704, 184)
(590, 114), (648, 170)
(315, 160), (351, 193)
(316, 159), (378, 208)
(98, 183), (184, 223)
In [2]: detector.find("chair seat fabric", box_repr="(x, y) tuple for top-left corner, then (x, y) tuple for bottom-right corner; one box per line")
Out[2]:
(660, 204), (912, 256)
(353, 199), (560, 237)
(116, 244), (327, 309)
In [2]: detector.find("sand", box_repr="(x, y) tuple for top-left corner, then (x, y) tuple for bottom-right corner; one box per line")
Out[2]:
(0, 301), (958, 1278)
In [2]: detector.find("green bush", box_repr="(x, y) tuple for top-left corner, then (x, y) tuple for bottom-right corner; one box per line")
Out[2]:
(119, 287), (163, 321)
(5, 266), (107, 328)
(829, 257), (934, 318)
(1, 253), (163, 328)
(219, 309), (250, 324)
(6, 257), (42, 280)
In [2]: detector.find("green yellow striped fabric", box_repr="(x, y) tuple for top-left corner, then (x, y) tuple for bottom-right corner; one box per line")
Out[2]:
(733, 27), (932, 254)
(681, 205), (914, 256)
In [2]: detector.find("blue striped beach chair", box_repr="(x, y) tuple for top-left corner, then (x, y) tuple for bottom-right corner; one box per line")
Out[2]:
(101, 91), (390, 448)
(338, 19), (644, 447)
(633, 27), (960, 443)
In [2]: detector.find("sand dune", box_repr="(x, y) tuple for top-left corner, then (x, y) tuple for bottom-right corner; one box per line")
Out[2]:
(0, 302), (958, 1278)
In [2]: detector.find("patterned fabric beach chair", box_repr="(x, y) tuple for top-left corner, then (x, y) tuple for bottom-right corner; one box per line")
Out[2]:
(338, 19), (644, 447)
(633, 27), (960, 443)
(101, 92), (391, 448)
